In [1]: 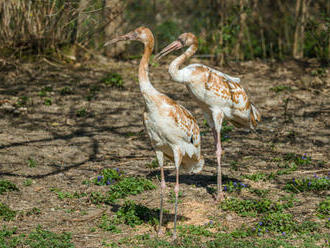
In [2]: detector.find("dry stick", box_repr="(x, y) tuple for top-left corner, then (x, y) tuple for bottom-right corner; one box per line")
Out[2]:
(297, 169), (330, 174)
(67, 209), (107, 222)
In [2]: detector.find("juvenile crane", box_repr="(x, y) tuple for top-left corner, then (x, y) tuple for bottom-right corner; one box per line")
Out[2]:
(105, 27), (204, 239)
(156, 33), (261, 201)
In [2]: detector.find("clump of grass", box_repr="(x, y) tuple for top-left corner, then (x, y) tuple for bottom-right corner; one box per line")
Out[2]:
(38, 86), (53, 97)
(27, 157), (37, 168)
(101, 72), (124, 88)
(317, 197), (329, 218)
(15, 96), (28, 107)
(50, 188), (87, 200)
(25, 207), (41, 217)
(25, 225), (74, 248)
(44, 98), (52, 106)
(249, 188), (270, 197)
(98, 214), (121, 233)
(223, 181), (248, 193)
(60, 86), (73, 95)
(0, 203), (16, 221)
(221, 121), (233, 142)
(284, 175), (330, 193)
(90, 170), (156, 204)
(115, 200), (159, 227)
(145, 159), (158, 170)
(283, 152), (312, 166)
(76, 108), (87, 117)
(94, 168), (122, 186)
(269, 85), (292, 93)
(255, 213), (319, 235)
(0, 226), (23, 248)
(86, 85), (100, 101)
(0, 180), (19, 195)
(23, 179), (33, 186)
(103, 177), (156, 204)
(243, 172), (268, 182)
(220, 197), (288, 217)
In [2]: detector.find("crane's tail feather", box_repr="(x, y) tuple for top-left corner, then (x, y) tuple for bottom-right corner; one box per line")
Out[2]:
(250, 104), (261, 129)
(181, 157), (204, 174)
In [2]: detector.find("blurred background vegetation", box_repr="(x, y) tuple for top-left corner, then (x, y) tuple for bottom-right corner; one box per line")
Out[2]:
(0, 0), (328, 65)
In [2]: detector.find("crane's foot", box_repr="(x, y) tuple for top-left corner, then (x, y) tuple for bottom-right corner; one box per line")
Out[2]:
(215, 192), (225, 202)
(157, 227), (166, 237)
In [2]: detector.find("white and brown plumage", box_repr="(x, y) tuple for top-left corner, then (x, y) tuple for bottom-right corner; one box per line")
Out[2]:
(156, 33), (261, 201)
(105, 27), (204, 239)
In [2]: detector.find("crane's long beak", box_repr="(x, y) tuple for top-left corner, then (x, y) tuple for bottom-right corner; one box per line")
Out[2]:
(104, 31), (135, 47)
(155, 40), (183, 60)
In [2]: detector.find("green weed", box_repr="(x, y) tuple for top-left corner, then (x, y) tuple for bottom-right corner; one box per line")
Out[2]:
(270, 85), (292, 93)
(94, 168), (122, 186)
(15, 96), (28, 107)
(25, 225), (74, 248)
(168, 191), (183, 203)
(38, 86), (52, 97)
(50, 188), (87, 200)
(60, 86), (73, 95)
(98, 214), (121, 233)
(249, 188), (270, 197)
(283, 152), (312, 166)
(0, 180), (19, 194)
(0, 203), (16, 221)
(23, 179), (33, 186)
(221, 120), (233, 142)
(284, 175), (330, 193)
(243, 172), (268, 182)
(101, 72), (124, 88)
(44, 98), (52, 106)
(115, 200), (159, 227)
(25, 207), (41, 217)
(220, 197), (288, 217)
(145, 159), (158, 170)
(86, 85), (100, 101)
(317, 197), (330, 218)
(28, 157), (37, 167)
(76, 108), (87, 117)
(90, 175), (156, 204)
(0, 226), (24, 248)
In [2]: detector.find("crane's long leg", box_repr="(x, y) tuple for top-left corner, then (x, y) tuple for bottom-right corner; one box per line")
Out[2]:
(173, 148), (182, 240)
(156, 151), (165, 236)
(212, 112), (224, 202)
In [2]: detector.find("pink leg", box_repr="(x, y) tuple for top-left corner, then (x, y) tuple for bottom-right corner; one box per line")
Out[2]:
(158, 166), (166, 236)
(172, 148), (182, 240)
(215, 131), (224, 201)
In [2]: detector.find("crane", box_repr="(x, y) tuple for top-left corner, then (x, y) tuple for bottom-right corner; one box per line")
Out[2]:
(155, 32), (261, 201)
(105, 27), (204, 239)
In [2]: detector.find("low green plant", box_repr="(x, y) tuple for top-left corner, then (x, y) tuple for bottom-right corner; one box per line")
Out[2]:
(38, 86), (52, 97)
(115, 200), (159, 227)
(145, 159), (158, 170)
(90, 176), (156, 204)
(98, 214), (121, 233)
(94, 168), (122, 186)
(221, 121), (233, 142)
(50, 188), (87, 200)
(76, 108), (87, 117)
(243, 172), (268, 182)
(0, 180), (19, 194)
(249, 188), (270, 197)
(283, 152), (312, 166)
(223, 181), (248, 193)
(220, 197), (287, 217)
(0, 226), (24, 248)
(168, 191), (183, 203)
(23, 179), (33, 186)
(0, 203), (16, 221)
(27, 157), (37, 168)
(317, 197), (330, 218)
(101, 72), (124, 88)
(284, 175), (330, 193)
(25, 225), (74, 248)
(103, 177), (156, 204)
(60, 86), (73, 95)
(44, 98), (52, 106)
(269, 85), (292, 93)
(15, 96), (28, 107)
(25, 207), (41, 217)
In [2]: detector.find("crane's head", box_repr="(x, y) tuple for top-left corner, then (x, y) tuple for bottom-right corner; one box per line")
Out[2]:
(104, 26), (154, 48)
(155, 33), (198, 60)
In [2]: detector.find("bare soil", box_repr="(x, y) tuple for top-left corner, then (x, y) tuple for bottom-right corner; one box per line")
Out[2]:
(0, 56), (329, 247)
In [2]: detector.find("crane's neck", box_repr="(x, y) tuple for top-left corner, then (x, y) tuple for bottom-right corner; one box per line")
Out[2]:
(169, 43), (198, 83)
(138, 41), (158, 95)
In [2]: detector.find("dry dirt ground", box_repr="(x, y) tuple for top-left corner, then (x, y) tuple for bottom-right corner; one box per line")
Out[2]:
(0, 56), (329, 247)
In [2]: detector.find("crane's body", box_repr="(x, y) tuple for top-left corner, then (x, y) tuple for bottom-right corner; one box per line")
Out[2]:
(105, 27), (204, 239)
(156, 33), (260, 201)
